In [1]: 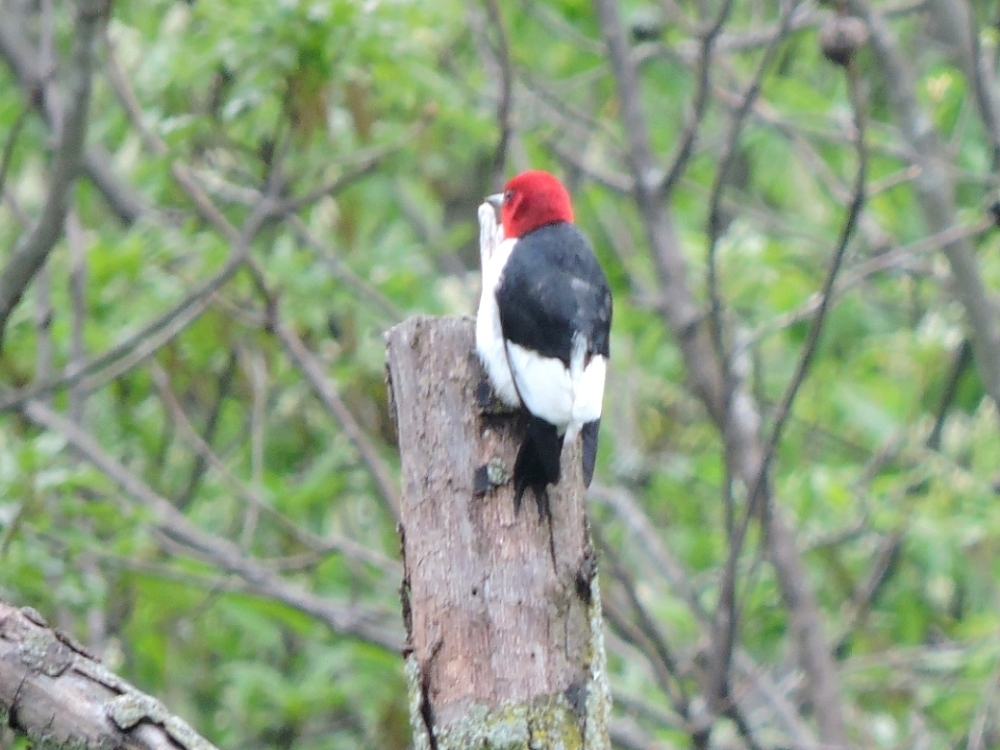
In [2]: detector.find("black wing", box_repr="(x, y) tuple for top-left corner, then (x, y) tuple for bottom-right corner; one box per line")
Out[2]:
(495, 222), (611, 366)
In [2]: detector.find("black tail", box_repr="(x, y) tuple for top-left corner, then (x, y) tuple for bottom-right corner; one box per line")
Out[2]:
(513, 416), (562, 518)
(581, 419), (601, 487)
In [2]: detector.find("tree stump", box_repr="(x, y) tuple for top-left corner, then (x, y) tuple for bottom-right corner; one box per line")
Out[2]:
(385, 315), (610, 750)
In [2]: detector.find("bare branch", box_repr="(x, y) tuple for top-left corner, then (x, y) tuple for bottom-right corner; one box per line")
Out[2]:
(834, 530), (902, 654)
(924, 0), (1000, 167)
(184, 158), (405, 322)
(700, 6), (801, 615)
(0, 0), (110, 350)
(927, 338), (973, 451)
(268, 307), (401, 522)
(758, 61), (868, 511)
(705, 0), (801, 377)
(968, 646), (1000, 750)
(66, 207), (87, 423)
(0, 599), (221, 750)
(105, 41), (402, 521)
(597, 527), (690, 713)
(102, 38), (241, 242)
(269, 143), (398, 217)
(592, 0), (725, 420)
(716, 54), (868, 742)
(150, 360), (400, 577)
(286, 214), (404, 322)
(175, 350), (239, 507)
(0, 245), (248, 413)
(847, 0), (1000, 411)
(18, 398), (401, 651)
(751, 216), (993, 344)
(0, 105), (29, 203)
(590, 484), (708, 621)
(661, 0), (734, 198)
(0, 4), (148, 226)
(593, 0), (849, 741)
(484, 0), (514, 183)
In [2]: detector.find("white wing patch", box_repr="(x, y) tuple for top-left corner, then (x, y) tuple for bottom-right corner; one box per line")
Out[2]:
(505, 343), (573, 425)
(570, 348), (606, 433)
(475, 204), (520, 407)
(507, 333), (606, 443)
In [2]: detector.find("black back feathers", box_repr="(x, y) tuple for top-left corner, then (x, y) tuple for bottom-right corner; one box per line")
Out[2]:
(496, 222), (611, 366)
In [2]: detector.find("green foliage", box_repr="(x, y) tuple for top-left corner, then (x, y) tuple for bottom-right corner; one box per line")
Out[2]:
(3, 0), (1000, 748)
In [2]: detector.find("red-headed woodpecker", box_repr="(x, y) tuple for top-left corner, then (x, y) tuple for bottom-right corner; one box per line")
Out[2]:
(476, 170), (612, 513)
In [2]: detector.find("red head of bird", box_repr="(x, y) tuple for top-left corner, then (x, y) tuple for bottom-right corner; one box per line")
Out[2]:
(487, 170), (574, 239)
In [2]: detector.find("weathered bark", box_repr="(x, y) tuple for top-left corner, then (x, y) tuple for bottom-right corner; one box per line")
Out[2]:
(0, 599), (218, 750)
(386, 315), (610, 750)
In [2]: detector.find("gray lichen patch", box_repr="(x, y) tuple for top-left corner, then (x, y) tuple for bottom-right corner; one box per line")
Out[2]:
(583, 574), (611, 750)
(106, 693), (168, 730)
(434, 695), (585, 750)
(405, 655), (434, 750)
(106, 692), (216, 750)
(17, 626), (73, 677)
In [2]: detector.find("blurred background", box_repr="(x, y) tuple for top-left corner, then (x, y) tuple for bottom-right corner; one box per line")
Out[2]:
(2, 0), (1000, 747)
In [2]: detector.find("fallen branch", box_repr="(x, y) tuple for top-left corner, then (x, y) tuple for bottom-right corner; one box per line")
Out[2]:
(0, 599), (220, 750)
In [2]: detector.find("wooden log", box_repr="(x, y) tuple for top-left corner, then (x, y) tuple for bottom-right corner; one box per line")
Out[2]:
(386, 314), (610, 750)
(0, 600), (219, 750)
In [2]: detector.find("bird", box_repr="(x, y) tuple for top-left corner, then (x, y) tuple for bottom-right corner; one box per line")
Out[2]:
(475, 169), (612, 514)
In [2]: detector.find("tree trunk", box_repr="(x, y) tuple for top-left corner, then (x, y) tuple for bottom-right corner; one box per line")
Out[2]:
(386, 315), (611, 750)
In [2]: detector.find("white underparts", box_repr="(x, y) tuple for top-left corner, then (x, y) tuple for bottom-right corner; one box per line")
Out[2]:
(476, 205), (521, 407)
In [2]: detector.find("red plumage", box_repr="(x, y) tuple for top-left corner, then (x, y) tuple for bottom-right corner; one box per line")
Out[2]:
(499, 170), (575, 238)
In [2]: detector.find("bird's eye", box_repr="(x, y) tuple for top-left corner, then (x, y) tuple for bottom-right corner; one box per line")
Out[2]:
(504, 189), (514, 202)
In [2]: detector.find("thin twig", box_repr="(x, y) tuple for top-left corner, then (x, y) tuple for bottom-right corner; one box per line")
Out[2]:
(176, 350), (239, 508)
(269, 142), (402, 217)
(833, 530), (902, 656)
(268, 304), (401, 522)
(661, 0), (735, 198)
(597, 525), (691, 709)
(66, 207), (87, 424)
(102, 35), (242, 242)
(106, 37), (401, 520)
(0, 0), (110, 350)
(484, 0), (514, 183)
(588, 2), (853, 740)
(0, 247), (248, 413)
(0, 5), (149, 225)
(241, 348), (266, 550)
(847, 0), (1000, 411)
(968, 645), (1000, 750)
(285, 215), (403, 322)
(149, 360), (399, 576)
(928, 0), (1000, 169)
(705, 0), (801, 382)
(927, 339), (973, 451)
(749, 217), (993, 344)
(0, 105), (29, 203)
(33, 265), (54, 400)
(589, 484), (708, 622)
(716, 53), (869, 724)
(760, 60), (868, 516)
(704, 0), (802, 711)
(38, 0), (59, 133)
(598, 561), (694, 738)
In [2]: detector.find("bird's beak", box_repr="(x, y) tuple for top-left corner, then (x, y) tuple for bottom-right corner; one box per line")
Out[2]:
(485, 193), (504, 210)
